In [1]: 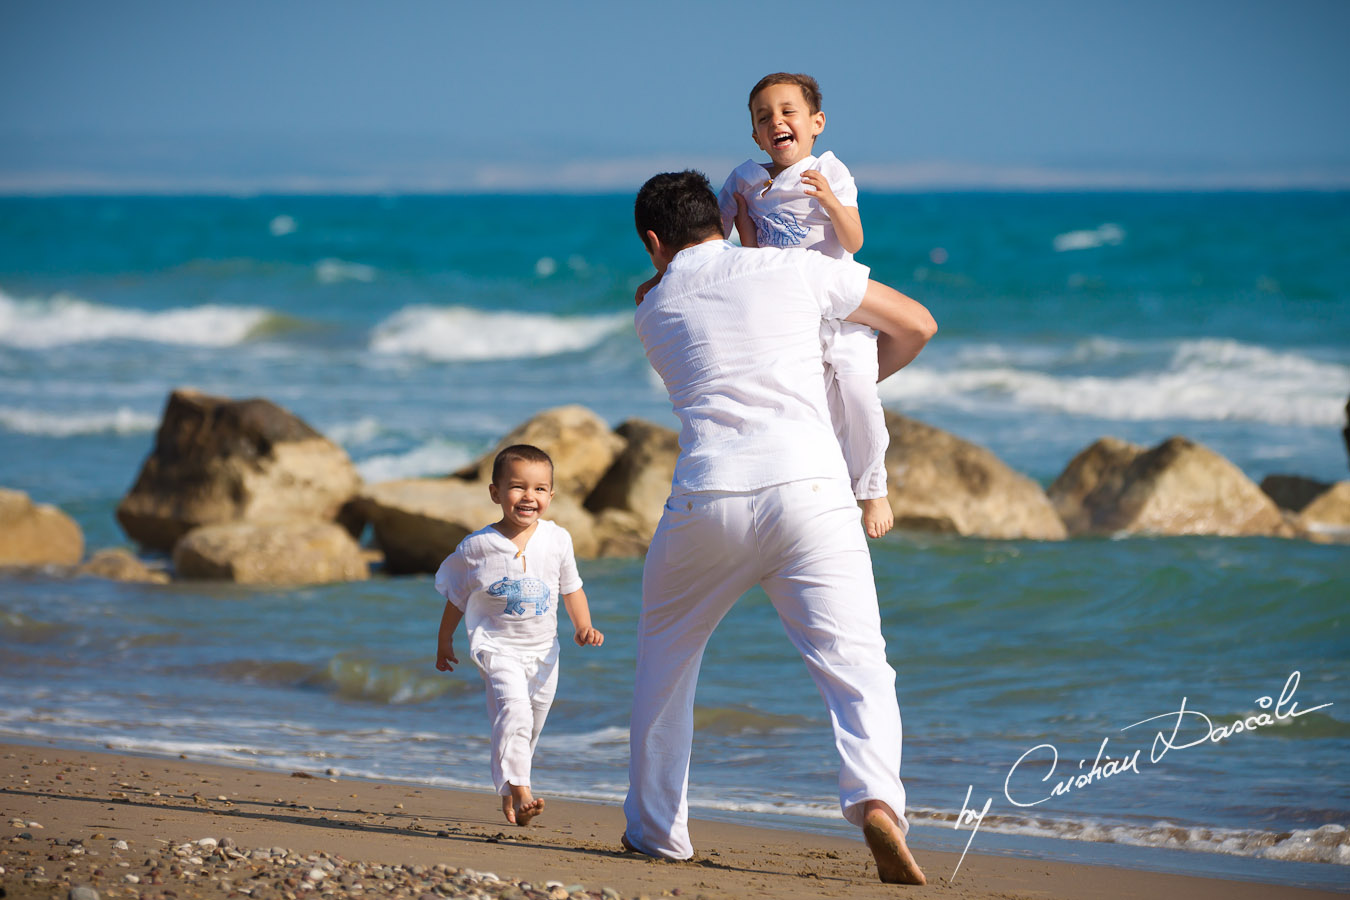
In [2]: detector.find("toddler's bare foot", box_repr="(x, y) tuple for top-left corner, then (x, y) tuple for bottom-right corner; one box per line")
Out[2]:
(862, 803), (925, 885)
(861, 497), (893, 539)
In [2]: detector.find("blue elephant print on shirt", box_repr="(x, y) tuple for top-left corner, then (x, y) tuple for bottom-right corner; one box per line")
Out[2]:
(757, 210), (810, 248)
(487, 576), (552, 616)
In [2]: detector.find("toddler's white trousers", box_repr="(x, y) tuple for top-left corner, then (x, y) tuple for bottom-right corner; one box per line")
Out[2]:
(475, 644), (558, 796)
(623, 478), (907, 860)
(822, 320), (889, 501)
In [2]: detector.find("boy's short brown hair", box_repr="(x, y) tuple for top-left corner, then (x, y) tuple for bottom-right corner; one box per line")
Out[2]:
(748, 73), (822, 115)
(491, 444), (554, 486)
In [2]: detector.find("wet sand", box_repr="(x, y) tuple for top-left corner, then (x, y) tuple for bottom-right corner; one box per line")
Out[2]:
(1, 742), (1340, 899)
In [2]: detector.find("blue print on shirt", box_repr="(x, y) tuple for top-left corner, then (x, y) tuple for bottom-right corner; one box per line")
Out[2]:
(487, 576), (552, 616)
(757, 210), (810, 247)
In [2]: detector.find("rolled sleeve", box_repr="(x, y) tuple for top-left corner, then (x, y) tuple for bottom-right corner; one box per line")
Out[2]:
(795, 252), (870, 320)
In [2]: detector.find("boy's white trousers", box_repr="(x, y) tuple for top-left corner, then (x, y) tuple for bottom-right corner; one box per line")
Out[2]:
(475, 644), (558, 796)
(623, 478), (907, 860)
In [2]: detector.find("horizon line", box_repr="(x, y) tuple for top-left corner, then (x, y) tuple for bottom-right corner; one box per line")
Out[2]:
(2, 158), (1349, 196)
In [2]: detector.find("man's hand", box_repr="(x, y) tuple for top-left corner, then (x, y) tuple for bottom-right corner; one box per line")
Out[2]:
(733, 193), (759, 247)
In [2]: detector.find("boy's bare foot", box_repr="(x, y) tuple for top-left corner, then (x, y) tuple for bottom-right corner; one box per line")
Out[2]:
(861, 497), (893, 539)
(862, 803), (925, 885)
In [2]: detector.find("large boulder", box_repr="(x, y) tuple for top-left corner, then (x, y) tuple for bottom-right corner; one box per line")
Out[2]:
(882, 412), (1067, 540)
(585, 418), (679, 540)
(355, 478), (503, 575)
(457, 405), (626, 502)
(173, 521), (368, 584)
(117, 389), (363, 552)
(1297, 481), (1350, 544)
(1049, 436), (1287, 537)
(0, 488), (83, 566)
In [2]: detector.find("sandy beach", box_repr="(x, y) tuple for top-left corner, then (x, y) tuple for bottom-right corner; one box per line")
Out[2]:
(1, 742), (1341, 900)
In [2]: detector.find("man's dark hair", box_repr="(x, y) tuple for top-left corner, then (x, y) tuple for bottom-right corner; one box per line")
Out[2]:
(634, 170), (724, 253)
(748, 72), (822, 114)
(491, 443), (554, 486)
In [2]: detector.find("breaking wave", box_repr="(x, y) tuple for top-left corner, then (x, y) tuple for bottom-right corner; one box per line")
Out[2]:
(369, 305), (629, 361)
(0, 288), (274, 348)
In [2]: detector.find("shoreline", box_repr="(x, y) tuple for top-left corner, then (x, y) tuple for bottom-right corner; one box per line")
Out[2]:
(2, 741), (1342, 899)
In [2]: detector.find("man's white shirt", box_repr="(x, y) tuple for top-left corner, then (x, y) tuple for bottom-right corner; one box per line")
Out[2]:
(634, 240), (870, 493)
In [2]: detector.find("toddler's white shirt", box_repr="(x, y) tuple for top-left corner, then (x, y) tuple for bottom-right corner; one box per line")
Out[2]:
(717, 151), (858, 259)
(434, 519), (582, 660)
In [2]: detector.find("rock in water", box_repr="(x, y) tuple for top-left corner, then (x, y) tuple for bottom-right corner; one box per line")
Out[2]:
(1298, 481), (1350, 543)
(456, 405), (625, 502)
(882, 412), (1067, 540)
(0, 487), (84, 565)
(585, 418), (678, 541)
(116, 389), (362, 552)
(1260, 474), (1333, 513)
(355, 478), (503, 574)
(77, 548), (170, 584)
(173, 521), (369, 584)
(1049, 435), (1287, 537)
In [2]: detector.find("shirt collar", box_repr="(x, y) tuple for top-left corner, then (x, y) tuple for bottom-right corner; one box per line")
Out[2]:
(667, 238), (732, 272)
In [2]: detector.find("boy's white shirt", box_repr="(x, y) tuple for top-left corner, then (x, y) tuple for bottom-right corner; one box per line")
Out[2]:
(434, 519), (582, 661)
(717, 151), (858, 259)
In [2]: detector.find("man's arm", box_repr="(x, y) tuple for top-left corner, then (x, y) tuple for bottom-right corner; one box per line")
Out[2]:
(844, 280), (937, 381)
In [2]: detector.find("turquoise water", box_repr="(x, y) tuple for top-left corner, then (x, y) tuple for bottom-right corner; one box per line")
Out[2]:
(0, 193), (1347, 886)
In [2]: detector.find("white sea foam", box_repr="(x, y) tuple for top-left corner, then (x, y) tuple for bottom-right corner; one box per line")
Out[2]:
(0, 405), (158, 437)
(354, 440), (474, 482)
(268, 214), (298, 236)
(369, 305), (629, 361)
(314, 258), (377, 284)
(0, 288), (271, 348)
(880, 337), (1349, 427)
(323, 417), (384, 446)
(908, 807), (1350, 866)
(1053, 223), (1126, 252)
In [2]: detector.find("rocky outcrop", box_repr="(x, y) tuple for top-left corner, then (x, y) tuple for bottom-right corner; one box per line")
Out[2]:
(78, 548), (170, 584)
(456, 405), (626, 502)
(883, 412), (1067, 540)
(0, 488), (84, 566)
(1049, 436), (1287, 537)
(355, 479), (503, 575)
(1297, 481), (1350, 544)
(117, 389), (363, 552)
(173, 521), (368, 585)
(586, 418), (679, 540)
(1260, 475), (1333, 513)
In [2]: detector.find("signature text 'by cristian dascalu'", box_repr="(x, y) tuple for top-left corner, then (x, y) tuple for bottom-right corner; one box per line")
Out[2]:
(948, 670), (1332, 882)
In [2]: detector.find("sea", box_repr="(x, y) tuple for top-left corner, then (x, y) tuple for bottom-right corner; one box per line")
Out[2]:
(0, 192), (1346, 891)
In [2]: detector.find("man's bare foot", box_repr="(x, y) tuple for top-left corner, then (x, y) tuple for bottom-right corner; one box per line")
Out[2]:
(861, 497), (893, 539)
(506, 783), (544, 826)
(862, 804), (925, 885)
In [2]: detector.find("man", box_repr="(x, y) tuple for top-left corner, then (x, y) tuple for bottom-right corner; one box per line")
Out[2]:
(623, 171), (935, 885)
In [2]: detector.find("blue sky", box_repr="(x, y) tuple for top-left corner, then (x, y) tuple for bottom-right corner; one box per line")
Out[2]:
(2, 0), (1348, 192)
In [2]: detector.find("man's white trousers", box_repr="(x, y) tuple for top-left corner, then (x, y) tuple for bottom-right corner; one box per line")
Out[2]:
(623, 478), (907, 859)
